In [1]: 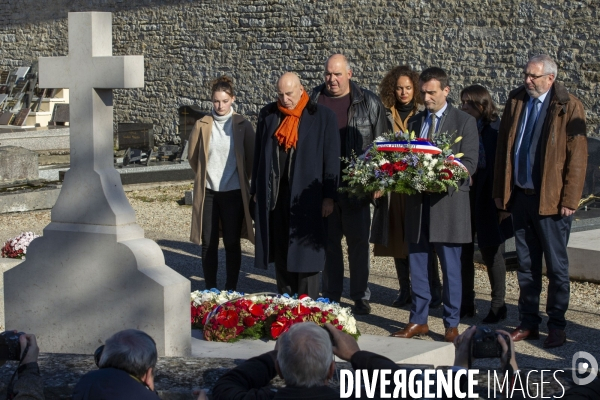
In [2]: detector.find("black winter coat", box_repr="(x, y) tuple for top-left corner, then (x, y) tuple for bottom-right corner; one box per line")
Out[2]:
(310, 80), (388, 158)
(72, 368), (160, 400)
(472, 120), (513, 248)
(250, 100), (340, 273)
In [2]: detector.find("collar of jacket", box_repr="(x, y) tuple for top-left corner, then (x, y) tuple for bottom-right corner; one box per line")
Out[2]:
(311, 80), (365, 105)
(199, 112), (245, 125)
(509, 82), (571, 105)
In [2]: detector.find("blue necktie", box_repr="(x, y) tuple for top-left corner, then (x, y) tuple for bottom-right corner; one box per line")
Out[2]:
(517, 99), (540, 186)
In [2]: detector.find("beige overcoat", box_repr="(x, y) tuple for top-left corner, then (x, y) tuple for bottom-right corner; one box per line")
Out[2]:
(188, 113), (255, 245)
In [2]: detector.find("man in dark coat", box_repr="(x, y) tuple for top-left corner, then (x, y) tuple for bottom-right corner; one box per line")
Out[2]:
(392, 67), (479, 343)
(211, 322), (519, 400)
(310, 54), (388, 314)
(493, 55), (588, 348)
(251, 72), (340, 299)
(72, 329), (160, 400)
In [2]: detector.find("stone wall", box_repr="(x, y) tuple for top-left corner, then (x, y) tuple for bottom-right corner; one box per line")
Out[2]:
(1, 0), (599, 142)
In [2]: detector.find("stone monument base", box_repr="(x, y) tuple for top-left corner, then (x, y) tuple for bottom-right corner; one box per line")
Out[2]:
(4, 223), (191, 356)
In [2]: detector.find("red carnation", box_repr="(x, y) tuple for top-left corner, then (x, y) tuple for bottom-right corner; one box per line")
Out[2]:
(380, 163), (394, 176)
(393, 161), (408, 172)
(299, 294), (309, 300)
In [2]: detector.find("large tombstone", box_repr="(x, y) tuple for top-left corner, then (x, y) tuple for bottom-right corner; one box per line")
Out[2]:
(4, 12), (191, 356)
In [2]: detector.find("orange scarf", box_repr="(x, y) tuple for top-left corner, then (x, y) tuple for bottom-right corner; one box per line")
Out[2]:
(275, 90), (310, 151)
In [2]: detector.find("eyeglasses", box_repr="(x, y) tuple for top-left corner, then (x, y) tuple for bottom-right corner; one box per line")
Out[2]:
(522, 72), (551, 81)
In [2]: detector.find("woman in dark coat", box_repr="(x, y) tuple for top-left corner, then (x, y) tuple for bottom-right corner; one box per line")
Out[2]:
(459, 85), (513, 323)
(371, 66), (442, 308)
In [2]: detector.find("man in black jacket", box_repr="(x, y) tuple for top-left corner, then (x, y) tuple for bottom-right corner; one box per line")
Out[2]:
(211, 322), (519, 400)
(72, 329), (160, 400)
(311, 54), (388, 314)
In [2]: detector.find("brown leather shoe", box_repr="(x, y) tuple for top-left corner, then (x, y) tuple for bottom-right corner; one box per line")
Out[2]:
(391, 323), (429, 338)
(510, 326), (540, 342)
(444, 327), (459, 342)
(543, 329), (566, 349)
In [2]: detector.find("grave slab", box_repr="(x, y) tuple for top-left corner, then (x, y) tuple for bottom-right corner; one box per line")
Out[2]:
(191, 330), (455, 367)
(563, 229), (600, 283)
(0, 127), (70, 151)
(0, 184), (61, 213)
(4, 12), (190, 356)
(0, 146), (38, 184)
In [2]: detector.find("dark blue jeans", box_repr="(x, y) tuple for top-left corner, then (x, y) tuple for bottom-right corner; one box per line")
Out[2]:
(511, 189), (572, 330)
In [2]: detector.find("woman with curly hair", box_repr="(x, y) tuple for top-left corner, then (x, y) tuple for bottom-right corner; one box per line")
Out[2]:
(188, 76), (255, 291)
(459, 84), (512, 323)
(371, 66), (442, 311)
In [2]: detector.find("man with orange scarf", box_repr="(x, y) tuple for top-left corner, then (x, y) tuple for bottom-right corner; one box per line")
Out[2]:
(250, 72), (340, 299)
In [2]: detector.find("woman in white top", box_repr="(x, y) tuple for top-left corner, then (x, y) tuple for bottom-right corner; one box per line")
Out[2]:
(188, 76), (255, 290)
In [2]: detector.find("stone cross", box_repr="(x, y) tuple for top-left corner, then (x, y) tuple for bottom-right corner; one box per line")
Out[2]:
(5, 12), (191, 357)
(39, 12), (144, 227)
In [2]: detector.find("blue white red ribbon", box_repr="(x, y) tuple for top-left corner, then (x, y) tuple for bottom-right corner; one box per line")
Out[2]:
(375, 140), (442, 155)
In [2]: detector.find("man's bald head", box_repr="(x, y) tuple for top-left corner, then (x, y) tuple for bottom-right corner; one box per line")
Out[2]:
(277, 72), (304, 110)
(324, 54), (351, 73)
(324, 54), (352, 97)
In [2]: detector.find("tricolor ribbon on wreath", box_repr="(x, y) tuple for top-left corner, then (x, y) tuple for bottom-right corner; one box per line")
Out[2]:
(374, 140), (469, 172)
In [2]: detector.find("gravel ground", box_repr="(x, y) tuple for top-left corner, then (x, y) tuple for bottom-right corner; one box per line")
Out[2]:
(1, 182), (599, 374)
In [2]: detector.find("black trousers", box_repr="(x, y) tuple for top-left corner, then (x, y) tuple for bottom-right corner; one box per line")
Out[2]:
(511, 189), (572, 330)
(270, 179), (320, 299)
(201, 188), (244, 291)
(322, 193), (371, 302)
(461, 241), (506, 311)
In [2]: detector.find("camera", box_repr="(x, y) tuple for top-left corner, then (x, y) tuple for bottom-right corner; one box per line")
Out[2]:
(471, 327), (510, 359)
(0, 331), (24, 361)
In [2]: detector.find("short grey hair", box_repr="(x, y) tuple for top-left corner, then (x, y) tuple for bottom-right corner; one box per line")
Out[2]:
(528, 54), (558, 77)
(99, 329), (158, 379)
(277, 322), (333, 387)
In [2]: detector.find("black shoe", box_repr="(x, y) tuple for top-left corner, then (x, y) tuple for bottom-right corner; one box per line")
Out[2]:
(353, 299), (371, 315)
(392, 289), (412, 308)
(460, 303), (476, 318)
(429, 286), (442, 309)
(482, 304), (507, 324)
